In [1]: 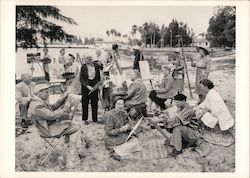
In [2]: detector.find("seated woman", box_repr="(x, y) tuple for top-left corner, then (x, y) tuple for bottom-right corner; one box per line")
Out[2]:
(104, 97), (131, 149)
(104, 96), (142, 160)
(194, 79), (235, 146)
(149, 65), (176, 110)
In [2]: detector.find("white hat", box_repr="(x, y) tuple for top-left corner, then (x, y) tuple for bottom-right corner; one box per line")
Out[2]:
(173, 48), (182, 54)
(34, 84), (51, 94)
(132, 45), (140, 50)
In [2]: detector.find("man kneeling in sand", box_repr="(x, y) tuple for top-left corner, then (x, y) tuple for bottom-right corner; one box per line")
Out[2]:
(29, 84), (84, 164)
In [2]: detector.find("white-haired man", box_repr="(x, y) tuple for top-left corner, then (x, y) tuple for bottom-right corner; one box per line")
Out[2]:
(16, 73), (34, 128)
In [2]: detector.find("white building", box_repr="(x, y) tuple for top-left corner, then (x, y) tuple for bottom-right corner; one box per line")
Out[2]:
(193, 38), (210, 48)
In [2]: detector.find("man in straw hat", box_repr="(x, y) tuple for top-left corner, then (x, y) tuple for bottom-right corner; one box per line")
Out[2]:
(29, 84), (82, 147)
(80, 55), (103, 125)
(16, 73), (34, 128)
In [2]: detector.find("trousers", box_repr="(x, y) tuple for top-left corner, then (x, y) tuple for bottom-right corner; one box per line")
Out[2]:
(149, 90), (167, 110)
(81, 81), (99, 122)
(170, 125), (199, 151)
(19, 99), (30, 120)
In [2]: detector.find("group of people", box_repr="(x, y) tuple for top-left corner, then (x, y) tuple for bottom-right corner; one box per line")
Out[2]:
(15, 44), (235, 161)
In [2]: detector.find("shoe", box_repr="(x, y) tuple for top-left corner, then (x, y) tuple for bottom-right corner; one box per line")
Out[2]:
(64, 135), (70, 143)
(94, 120), (104, 124)
(110, 152), (121, 161)
(21, 121), (28, 128)
(168, 149), (182, 158)
(25, 120), (33, 126)
(84, 121), (89, 125)
(164, 138), (170, 146)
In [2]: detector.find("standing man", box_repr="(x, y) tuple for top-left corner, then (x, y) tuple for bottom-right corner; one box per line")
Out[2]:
(16, 73), (34, 128)
(41, 48), (51, 81)
(132, 45), (144, 72)
(80, 56), (103, 125)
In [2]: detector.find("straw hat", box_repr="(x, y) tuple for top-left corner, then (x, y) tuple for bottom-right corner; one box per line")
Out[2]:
(34, 84), (50, 94)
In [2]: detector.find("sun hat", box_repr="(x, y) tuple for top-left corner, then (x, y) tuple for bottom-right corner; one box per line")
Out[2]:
(173, 48), (181, 54)
(34, 84), (51, 94)
(197, 46), (209, 55)
(132, 45), (140, 50)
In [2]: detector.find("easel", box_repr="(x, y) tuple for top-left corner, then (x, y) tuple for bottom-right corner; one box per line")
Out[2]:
(176, 36), (193, 99)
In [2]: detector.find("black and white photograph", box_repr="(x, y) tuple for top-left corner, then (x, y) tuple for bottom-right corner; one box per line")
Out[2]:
(0, 0), (249, 177)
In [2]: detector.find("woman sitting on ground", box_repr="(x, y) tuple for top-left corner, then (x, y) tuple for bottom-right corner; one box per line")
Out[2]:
(104, 96), (131, 149)
(149, 65), (176, 110)
(194, 79), (235, 146)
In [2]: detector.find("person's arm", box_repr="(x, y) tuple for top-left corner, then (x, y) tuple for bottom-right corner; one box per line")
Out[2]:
(79, 65), (89, 87)
(125, 83), (137, 100)
(104, 115), (125, 136)
(33, 102), (71, 121)
(157, 78), (174, 94)
(50, 92), (69, 110)
(205, 56), (211, 78)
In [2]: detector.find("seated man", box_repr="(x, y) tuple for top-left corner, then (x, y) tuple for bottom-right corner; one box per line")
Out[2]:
(16, 73), (34, 128)
(29, 84), (82, 152)
(124, 69), (148, 117)
(152, 94), (200, 157)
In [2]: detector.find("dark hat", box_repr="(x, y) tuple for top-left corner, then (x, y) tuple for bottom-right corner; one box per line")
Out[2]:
(197, 46), (209, 55)
(68, 53), (75, 59)
(113, 96), (125, 105)
(62, 72), (75, 79)
(112, 44), (119, 50)
(174, 94), (187, 101)
(40, 57), (51, 64)
(103, 71), (110, 76)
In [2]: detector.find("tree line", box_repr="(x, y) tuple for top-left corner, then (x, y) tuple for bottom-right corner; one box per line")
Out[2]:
(16, 6), (235, 49)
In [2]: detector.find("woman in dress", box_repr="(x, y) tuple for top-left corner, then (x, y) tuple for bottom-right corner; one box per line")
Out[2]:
(64, 54), (81, 94)
(172, 50), (185, 94)
(191, 47), (211, 103)
(104, 97), (131, 148)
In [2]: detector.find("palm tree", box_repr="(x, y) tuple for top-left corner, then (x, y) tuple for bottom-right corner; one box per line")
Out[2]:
(16, 6), (77, 48)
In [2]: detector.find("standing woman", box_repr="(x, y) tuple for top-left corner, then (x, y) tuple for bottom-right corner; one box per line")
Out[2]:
(64, 54), (81, 94)
(80, 55), (103, 125)
(172, 50), (185, 94)
(191, 47), (211, 103)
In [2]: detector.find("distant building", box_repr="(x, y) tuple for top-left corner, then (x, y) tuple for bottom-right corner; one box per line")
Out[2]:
(193, 38), (210, 48)
(193, 33), (210, 48)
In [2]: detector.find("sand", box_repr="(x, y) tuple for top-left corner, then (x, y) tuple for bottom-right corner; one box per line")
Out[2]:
(15, 54), (235, 172)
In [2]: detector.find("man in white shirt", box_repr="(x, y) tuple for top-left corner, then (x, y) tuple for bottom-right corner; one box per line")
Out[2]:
(16, 73), (34, 128)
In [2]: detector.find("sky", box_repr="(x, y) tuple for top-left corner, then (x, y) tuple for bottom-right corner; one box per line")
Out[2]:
(54, 6), (216, 40)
